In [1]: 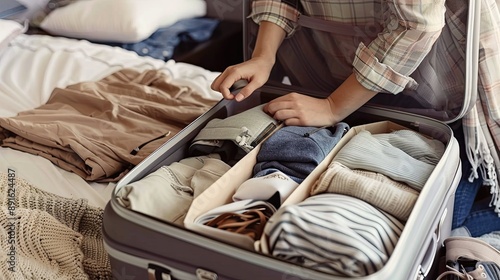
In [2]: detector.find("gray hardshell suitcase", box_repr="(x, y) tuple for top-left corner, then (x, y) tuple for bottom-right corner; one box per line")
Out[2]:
(102, 0), (480, 279)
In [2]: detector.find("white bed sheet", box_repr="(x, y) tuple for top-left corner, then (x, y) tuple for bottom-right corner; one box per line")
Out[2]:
(0, 33), (222, 208)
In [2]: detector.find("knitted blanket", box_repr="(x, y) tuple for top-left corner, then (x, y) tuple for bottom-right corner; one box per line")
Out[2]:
(0, 172), (111, 279)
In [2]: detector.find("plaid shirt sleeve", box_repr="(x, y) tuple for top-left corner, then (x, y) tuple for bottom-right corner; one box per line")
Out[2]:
(250, 0), (300, 37)
(353, 1), (446, 94)
(250, 0), (447, 94)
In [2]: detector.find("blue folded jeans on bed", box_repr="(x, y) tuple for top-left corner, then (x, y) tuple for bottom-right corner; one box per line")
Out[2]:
(120, 18), (220, 60)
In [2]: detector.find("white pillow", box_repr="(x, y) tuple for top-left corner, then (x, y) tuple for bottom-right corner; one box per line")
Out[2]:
(0, 19), (26, 53)
(40, 0), (207, 43)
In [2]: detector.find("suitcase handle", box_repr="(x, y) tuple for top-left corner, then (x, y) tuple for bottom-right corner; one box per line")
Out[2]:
(230, 79), (249, 91)
(148, 264), (219, 280)
(148, 264), (175, 280)
(415, 207), (448, 280)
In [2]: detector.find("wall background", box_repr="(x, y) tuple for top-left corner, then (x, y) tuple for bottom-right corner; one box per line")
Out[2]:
(205, 0), (244, 22)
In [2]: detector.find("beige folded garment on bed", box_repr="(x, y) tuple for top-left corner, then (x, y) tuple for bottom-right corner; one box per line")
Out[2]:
(0, 68), (218, 182)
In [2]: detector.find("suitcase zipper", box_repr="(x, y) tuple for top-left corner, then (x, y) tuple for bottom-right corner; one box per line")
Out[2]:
(250, 123), (279, 147)
(130, 132), (171, 155)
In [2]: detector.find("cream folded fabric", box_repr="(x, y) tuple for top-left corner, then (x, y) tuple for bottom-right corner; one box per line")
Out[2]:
(116, 154), (230, 225)
(311, 161), (419, 221)
(333, 129), (444, 190)
(233, 171), (299, 206)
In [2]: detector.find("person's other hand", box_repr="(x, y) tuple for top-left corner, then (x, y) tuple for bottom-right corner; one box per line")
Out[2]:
(264, 93), (336, 127)
(264, 92), (335, 127)
(211, 57), (273, 101)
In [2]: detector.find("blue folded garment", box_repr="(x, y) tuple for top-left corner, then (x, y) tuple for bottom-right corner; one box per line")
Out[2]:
(120, 17), (220, 60)
(253, 122), (350, 183)
(0, 0), (27, 19)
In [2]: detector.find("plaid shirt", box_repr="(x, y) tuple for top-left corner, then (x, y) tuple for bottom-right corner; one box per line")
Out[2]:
(251, 0), (500, 212)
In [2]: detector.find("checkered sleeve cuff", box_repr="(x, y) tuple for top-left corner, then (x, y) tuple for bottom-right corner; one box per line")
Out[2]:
(353, 42), (419, 94)
(250, 0), (299, 37)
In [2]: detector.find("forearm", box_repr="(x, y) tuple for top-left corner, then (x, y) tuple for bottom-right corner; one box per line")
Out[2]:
(251, 21), (286, 64)
(327, 73), (378, 123)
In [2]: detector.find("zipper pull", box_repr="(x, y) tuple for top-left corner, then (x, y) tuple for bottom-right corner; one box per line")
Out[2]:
(130, 132), (171, 155)
(303, 125), (330, 137)
(235, 127), (254, 151)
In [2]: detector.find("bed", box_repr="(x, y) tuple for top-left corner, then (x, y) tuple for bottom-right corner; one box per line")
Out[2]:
(0, 4), (224, 277)
(0, 31), (222, 206)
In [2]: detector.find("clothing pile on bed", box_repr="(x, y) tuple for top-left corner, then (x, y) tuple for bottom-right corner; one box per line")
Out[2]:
(0, 68), (218, 183)
(110, 17), (220, 61)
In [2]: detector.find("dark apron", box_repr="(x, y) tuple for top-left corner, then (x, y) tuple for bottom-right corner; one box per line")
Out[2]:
(246, 0), (474, 123)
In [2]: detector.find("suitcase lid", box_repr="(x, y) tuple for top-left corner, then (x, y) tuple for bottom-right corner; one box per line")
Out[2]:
(241, 0), (480, 124)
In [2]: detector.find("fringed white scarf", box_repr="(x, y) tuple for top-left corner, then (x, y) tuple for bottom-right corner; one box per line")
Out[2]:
(464, 105), (500, 215)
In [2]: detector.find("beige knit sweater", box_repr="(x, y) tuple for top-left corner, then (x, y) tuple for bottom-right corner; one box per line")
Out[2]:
(0, 172), (111, 279)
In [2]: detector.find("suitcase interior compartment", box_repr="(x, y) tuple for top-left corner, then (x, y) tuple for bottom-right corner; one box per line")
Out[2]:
(104, 201), (297, 280)
(183, 110), (413, 241)
(104, 86), (461, 280)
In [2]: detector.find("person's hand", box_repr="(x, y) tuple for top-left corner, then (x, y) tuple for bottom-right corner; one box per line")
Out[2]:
(264, 93), (336, 127)
(211, 56), (274, 101)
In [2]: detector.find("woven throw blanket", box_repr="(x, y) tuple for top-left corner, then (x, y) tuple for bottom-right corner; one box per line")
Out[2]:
(0, 173), (111, 279)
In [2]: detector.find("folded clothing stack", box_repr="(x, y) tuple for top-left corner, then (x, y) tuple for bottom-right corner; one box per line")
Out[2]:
(310, 129), (445, 221)
(195, 122), (350, 241)
(253, 122), (350, 183)
(116, 154), (230, 225)
(257, 194), (404, 277)
(333, 129), (445, 191)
